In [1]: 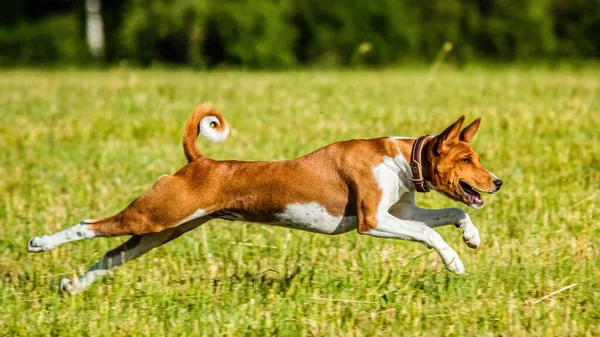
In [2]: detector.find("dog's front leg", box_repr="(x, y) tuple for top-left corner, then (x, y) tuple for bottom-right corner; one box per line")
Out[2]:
(389, 193), (480, 249)
(359, 213), (465, 275)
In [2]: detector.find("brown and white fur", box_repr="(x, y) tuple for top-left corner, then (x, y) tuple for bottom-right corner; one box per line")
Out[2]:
(27, 104), (503, 294)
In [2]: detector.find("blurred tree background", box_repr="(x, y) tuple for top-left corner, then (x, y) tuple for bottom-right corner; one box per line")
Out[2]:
(0, 0), (599, 68)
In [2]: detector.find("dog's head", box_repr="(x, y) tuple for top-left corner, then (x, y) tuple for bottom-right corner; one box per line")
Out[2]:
(426, 116), (502, 209)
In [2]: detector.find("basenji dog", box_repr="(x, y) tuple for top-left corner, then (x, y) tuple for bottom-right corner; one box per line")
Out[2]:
(27, 104), (502, 293)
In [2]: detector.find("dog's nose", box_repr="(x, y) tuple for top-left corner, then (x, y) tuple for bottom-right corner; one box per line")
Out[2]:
(493, 179), (503, 190)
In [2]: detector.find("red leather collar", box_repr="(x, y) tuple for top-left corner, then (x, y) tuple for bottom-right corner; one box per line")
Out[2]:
(410, 135), (433, 193)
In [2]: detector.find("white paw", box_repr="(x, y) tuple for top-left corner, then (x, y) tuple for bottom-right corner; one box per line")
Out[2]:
(459, 218), (481, 249)
(439, 247), (465, 275)
(27, 236), (54, 253)
(59, 278), (81, 295)
(462, 226), (480, 249)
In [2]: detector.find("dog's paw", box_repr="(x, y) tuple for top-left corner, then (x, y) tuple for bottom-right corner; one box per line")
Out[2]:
(27, 236), (53, 253)
(458, 218), (480, 249)
(59, 278), (81, 295)
(462, 226), (480, 249)
(438, 247), (465, 275)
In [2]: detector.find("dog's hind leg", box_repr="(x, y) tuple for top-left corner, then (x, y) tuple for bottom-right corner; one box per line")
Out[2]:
(27, 219), (100, 253)
(26, 214), (156, 253)
(59, 217), (209, 294)
(27, 175), (209, 253)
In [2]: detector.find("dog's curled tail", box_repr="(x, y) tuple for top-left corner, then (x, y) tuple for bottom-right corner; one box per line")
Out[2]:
(183, 103), (229, 162)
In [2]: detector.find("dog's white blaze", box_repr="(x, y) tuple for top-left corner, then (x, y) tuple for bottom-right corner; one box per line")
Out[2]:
(175, 209), (206, 226)
(487, 170), (499, 180)
(199, 116), (229, 143)
(276, 202), (356, 234)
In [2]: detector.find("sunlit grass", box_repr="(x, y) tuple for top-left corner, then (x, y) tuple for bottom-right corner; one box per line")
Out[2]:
(0, 66), (599, 336)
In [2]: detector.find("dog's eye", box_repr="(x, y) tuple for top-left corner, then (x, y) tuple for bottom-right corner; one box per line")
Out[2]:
(462, 158), (471, 164)
(210, 122), (218, 129)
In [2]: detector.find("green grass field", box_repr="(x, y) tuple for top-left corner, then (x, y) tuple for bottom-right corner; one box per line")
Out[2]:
(1, 66), (599, 336)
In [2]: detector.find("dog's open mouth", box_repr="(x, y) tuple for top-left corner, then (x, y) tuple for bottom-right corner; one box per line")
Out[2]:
(459, 181), (484, 208)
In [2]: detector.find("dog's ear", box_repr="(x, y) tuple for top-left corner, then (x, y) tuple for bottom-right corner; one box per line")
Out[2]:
(459, 118), (481, 143)
(437, 115), (464, 153)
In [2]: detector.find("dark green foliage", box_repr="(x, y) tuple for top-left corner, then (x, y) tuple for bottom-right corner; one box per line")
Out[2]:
(119, 0), (207, 66)
(550, 0), (600, 57)
(0, 0), (599, 67)
(0, 14), (88, 66)
(203, 0), (297, 68)
(291, 0), (419, 65)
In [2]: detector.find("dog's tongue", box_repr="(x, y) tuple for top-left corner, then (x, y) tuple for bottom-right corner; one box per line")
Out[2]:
(469, 193), (484, 208)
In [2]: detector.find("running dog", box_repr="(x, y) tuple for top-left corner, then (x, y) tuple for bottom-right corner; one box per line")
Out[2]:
(27, 104), (502, 293)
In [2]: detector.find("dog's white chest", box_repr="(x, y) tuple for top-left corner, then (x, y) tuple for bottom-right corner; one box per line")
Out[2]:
(275, 202), (357, 234)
